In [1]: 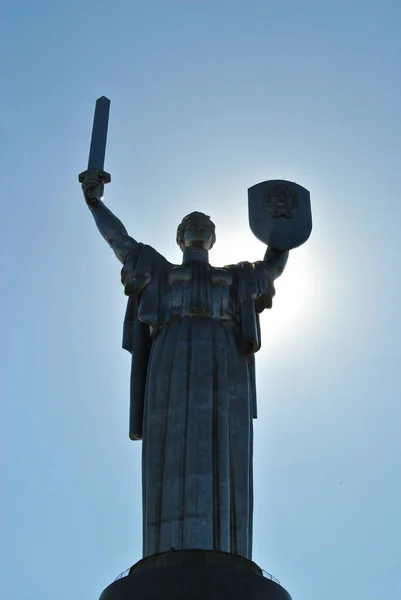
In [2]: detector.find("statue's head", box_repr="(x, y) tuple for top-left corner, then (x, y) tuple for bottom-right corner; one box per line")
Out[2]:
(176, 211), (216, 251)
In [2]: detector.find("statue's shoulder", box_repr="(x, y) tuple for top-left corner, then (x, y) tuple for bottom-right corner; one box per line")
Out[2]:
(223, 260), (255, 273)
(122, 243), (174, 296)
(126, 243), (173, 270)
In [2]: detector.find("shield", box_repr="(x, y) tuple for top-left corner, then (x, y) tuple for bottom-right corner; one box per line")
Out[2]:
(248, 180), (312, 251)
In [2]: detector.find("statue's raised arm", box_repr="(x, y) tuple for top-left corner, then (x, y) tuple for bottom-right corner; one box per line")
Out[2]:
(81, 173), (137, 264)
(263, 246), (289, 280)
(78, 96), (137, 264)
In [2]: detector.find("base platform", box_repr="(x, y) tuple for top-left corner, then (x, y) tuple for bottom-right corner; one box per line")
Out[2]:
(99, 550), (292, 600)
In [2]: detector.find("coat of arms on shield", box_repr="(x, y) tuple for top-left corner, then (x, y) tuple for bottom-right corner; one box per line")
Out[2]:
(248, 180), (312, 251)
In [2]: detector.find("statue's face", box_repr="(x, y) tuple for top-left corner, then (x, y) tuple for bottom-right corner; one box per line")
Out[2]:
(183, 216), (214, 250)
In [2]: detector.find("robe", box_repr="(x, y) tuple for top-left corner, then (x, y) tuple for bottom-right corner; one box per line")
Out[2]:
(121, 243), (279, 559)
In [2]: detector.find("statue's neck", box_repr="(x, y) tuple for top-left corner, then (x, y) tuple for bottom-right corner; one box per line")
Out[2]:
(182, 247), (209, 264)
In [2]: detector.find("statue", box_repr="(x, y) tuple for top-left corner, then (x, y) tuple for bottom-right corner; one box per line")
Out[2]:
(79, 98), (312, 564)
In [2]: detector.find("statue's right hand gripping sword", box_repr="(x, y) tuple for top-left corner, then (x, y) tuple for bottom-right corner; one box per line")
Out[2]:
(78, 96), (111, 202)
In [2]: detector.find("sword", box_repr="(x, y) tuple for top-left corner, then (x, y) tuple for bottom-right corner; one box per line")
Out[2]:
(78, 96), (111, 201)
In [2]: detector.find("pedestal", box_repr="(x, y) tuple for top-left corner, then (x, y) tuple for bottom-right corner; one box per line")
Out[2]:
(99, 550), (292, 600)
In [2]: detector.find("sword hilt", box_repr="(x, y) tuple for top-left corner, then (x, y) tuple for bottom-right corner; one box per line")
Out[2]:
(79, 168), (111, 202)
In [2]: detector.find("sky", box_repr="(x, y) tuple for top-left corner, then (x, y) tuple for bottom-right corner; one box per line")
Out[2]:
(2, 1), (401, 598)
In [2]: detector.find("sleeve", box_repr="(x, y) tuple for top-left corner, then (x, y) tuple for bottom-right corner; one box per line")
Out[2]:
(121, 244), (171, 441)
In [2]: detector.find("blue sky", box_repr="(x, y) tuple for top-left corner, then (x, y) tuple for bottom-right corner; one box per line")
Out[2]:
(2, 1), (401, 598)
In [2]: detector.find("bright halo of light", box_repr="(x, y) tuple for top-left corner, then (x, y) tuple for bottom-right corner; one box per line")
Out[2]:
(212, 228), (316, 342)
(261, 249), (312, 344)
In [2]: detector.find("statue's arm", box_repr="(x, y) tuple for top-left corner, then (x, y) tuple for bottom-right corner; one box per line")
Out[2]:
(82, 174), (137, 264)
(88, 200), (137, 263)
(263, 247), (289, 280)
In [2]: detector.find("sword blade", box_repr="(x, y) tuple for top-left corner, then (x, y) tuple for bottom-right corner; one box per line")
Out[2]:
(87, 96), (110, 171)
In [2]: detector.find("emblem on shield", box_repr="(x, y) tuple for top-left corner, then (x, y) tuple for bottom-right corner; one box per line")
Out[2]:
(264, 184), (298, 219)
(248, 180), (312, 251)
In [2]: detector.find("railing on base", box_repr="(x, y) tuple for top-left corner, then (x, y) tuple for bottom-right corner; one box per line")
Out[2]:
(115, 565), (280, 585)
(261, 569), (280, 585)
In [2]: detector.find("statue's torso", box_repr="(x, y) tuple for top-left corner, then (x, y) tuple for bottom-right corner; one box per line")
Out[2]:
(138, 261), (240, 327)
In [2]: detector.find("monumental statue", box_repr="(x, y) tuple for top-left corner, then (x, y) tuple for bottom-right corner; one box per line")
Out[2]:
(79, 98), (312, 567)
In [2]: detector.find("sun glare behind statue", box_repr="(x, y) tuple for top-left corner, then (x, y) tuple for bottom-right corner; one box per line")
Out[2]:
(212, 228), (316, 344)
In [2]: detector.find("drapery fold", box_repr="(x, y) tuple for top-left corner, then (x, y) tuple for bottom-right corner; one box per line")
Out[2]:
(120, 243), (277, 559)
